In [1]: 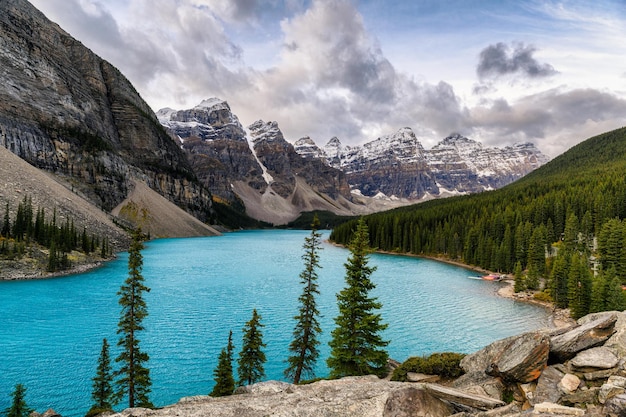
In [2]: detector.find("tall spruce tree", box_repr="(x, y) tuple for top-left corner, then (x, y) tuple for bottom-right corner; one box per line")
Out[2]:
(237, 309), (266, 386)
(2, 202), (10, 237)
(285, 215), (323, 384)
(114, 229), (153, 408)
(210, 331), (236, 397)
(87, 338), (114, 416)
(5, 384), (32, 417)
(549, 251), (570, 308)
(568, 252), (592, 319)
(513, 261), (525, 293)
(327, 218), (389, 378)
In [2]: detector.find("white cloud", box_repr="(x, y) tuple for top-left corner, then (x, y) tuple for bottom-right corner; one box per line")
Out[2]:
(29, 0), (626, 156)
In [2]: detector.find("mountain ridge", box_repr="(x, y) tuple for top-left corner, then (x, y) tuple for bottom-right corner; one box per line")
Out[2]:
(297, 129), (549, 199)
(0, 0), (217, 231)
(159, 98), (549, 223)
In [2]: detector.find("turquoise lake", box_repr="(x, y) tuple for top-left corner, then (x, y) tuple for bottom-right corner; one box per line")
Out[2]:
(0, 229), (550, 416)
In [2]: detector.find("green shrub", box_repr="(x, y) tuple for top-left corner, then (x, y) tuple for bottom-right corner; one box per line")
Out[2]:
(85, 406), (112, 417)
(391, 352), (466, 381)
(533, 291), (553, 303)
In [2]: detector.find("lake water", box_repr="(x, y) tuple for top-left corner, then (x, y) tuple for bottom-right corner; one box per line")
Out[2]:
(0, 229), (550, 416)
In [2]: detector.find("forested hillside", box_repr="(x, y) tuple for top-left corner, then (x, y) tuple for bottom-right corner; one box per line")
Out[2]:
(330, 127), (626, 317)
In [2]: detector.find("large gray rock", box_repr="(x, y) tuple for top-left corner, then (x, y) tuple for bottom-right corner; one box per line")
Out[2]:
(559, 374), (581, 393)
(485, 332), (550, 383)
(570, 346), (619, 370)
(588, 312), (626, 357)
(550, 314), (618, 362)
(111, 377), (460, 417)
(420, 383), (506, 410)
(604, 393), (626, 417)
(452, 371), (505, 401)
(460, 335), (516, 374)
(599, 377), (626, 405)
(532, 365), (565, 405)
(561, 387), (600, 407)
(383, 387), (453, 417)
(533, 401), (585, 416)
(584, 368), (618, 381)
(234, 380), (293, 395)
(600, 384), (626, 405)
(406, 372), (440, 383)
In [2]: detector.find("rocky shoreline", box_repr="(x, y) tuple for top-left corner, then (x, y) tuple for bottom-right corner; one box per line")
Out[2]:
(0, 251), (111, 281)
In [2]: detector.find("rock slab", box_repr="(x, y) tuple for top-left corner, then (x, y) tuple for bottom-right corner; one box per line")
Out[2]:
(550, 314), (617, 362)
(485, 332), (550, 383)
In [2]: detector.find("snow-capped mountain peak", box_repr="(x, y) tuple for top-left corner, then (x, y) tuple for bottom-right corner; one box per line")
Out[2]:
(157, 98), (245, 143)
(294, 129), (549, 199)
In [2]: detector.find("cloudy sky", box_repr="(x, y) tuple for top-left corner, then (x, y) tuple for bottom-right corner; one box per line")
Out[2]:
(30, 0), (626, 157)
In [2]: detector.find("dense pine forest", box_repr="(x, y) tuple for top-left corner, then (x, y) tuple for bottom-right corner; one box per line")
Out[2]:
(0, 196), (112, 272)
(330, 127), (626, 318)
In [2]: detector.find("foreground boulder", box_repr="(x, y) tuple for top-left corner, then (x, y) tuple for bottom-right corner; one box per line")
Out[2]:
(550, 313), (617, 362)
(485, 332), (550, 383)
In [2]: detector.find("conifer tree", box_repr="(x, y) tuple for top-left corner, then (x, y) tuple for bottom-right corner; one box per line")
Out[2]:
(237, 309), (266, 386)
(114, 229), (153, 408)
(568, 252), (592, 319)
(101, 236), (109, 259)
(47, 241), (58, 272)
(2, 202), (10, 237)
(606, 273), (626, 311)
(527, 226), (547, 277)
(87, 338), (114, 416)
(210, 331), (235, 397)
(5, 384), (32, 417)
(285, 215), (323, 384)
(525, 263), (540, 291)
(549, 251), (569, 308)
(327, 218), (389, 378)
(513, 261), (525, 292)
(563, 213), (580, 253)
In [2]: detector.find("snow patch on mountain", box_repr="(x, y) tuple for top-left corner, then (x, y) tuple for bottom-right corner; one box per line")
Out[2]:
(245, 124), (273, 185)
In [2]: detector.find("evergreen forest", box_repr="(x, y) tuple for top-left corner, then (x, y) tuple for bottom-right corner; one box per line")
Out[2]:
(330, 127), (626, 317)
(0, 196), (112, 272)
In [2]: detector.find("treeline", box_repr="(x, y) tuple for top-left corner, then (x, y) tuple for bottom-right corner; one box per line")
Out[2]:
(330, 127), (626, 317)
(1, 196), (112, 272)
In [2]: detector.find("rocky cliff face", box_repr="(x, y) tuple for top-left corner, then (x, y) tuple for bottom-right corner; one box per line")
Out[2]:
(158, 100), (265, 203)
(321, 128), (439, 199)
(248, 120), (351, 201)
(158, 100), (354, 224)
(426, 134), (550, 194)
(0, 0), (213, 221)
(298, 130), (549, 200)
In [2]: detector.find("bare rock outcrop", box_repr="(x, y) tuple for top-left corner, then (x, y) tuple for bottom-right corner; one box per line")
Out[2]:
(484, 332), (550, 383)
(0, 0), (215, 227)
(550, 313), (618, 362)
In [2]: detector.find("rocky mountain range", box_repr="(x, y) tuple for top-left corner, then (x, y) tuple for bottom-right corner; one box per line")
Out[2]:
(159, 99), (549, 223)
(158, 100), (362, 225)
(295, 129), (550, 200)
(0, 0), (218, 240)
